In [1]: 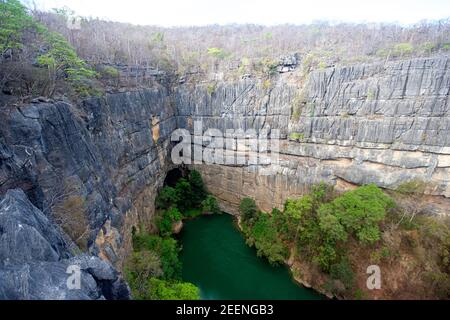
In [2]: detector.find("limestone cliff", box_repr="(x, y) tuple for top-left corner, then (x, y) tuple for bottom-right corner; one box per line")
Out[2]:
(175, 56), (450, 215)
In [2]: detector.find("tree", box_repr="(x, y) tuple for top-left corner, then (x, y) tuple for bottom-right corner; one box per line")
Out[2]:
(37, 30), (97, 96)
(157, 207), (182, 237)
(239, 197), (257, 223)
(201, 195), (221, 215)
(125, 250), (163, 298)
(318, 210), (347, 243)
(188, 170), (207, 207)
(155, 186), (179, 209)
(284, 195), (313, 243)
(0, 0), (33, 56)
(247, 212), (288, 265)
(323, 184), (394, 244)
(147, 278), (199, 300)
(174, 178), (193, 210)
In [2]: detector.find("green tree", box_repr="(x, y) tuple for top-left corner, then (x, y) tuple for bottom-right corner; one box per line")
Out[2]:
(284, 195), (313, 243)
(155, 186), (179, 209)
(323, 184), (394, 244)
(330, 259), (355, 291)
(125, 250), (163, 298)
(37, 30), (97, 96)
(239, 197), (257, 223)
(147, 278), (199, 300)
(131, 233), (182, 280)
(245, 212), (288, 265)
(189, 170), (207, 207)
(0, 0), (33, 55)
(201, 195), (221, 215)
(174, 178), (193, 210)
(157, 207), (182, 237)
(207, 47), (227, 59)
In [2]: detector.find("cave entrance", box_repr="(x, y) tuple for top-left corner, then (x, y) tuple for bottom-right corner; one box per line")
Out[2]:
(163, 167), (189, 187)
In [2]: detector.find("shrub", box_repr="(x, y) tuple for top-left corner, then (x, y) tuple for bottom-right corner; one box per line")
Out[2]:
(174, 178), (193, 210)
(207, 47), (227, 59)
(189, 170), (207, 207)
(396, 179), (427, 195)
(157, 207), (182, 237)
(146, 278), (200, 300)
(244, 212), (288, 265)
(132, 233), (182, 280)
(330, 259), (355, 290)
(322, 184), (395, 244)
(155, 186), (179, 210)
(393, 43), (414, 57)
(206, 83), (216, 96)
(289, 132), (304, 141)
(239, 197), (257, 223)
(201, 195), (221, 215)
(125, 250), (163, 298)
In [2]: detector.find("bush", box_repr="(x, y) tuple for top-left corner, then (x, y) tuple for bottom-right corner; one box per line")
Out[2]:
(330, 259), (355, 290)
(393, 43), (414, 57)
(0, 0), (33, 53)
(157, 207), (182, 237)
(189, 170), (207, 207)
(201, 195), (221, 215)
(207, 47), (227, 59)
(322, 184), (394, 244)
(396, 179), (427, 195)
(244, 212), (288, 265)
(125, 250), (163, 298)
(239, 197), (257, 223)
(174, 178), (193, 211)
(155, 186), (179, 210)
(146, 278), (200, 300)
(132, 233), (182, 280)
(289, 132), (304, 141)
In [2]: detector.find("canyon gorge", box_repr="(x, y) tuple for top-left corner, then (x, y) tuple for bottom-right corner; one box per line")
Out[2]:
(1, 54), (449, 299)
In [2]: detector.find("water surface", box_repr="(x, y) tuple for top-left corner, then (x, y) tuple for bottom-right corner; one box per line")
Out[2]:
(179, 214), (323, 300)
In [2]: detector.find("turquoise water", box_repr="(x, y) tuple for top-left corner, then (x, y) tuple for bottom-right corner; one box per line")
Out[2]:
(179, 214), (323, 300)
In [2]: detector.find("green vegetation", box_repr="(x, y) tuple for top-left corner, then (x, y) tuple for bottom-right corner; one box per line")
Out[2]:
(242, 211), (289, 265)
(289, 132), (305, 141)
(239, 197), (257, 223)
(155, 169), (219, 232)
(206, 83), (217, 96)
(207, 47), (227, 59)
(239, 184), (393, 286)
(201, 195), (221, 215)
(0, 0), (98, 98)
(125, 232), (199, 300)
(37, 30), (98, 96)
(126, 170), (221, 300)
(0, 0), (33, 53)
(393, 42), (414, 57)
(395, 179), (428, 195)
(239, 184), (450, 298)
(156, 207), (182, 237)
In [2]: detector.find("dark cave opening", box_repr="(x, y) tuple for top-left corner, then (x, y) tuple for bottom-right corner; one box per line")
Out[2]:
(163, 167), (189, 187)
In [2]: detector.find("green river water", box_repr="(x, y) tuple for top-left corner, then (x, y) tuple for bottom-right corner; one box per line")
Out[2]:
(179, 214), (323, 300)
